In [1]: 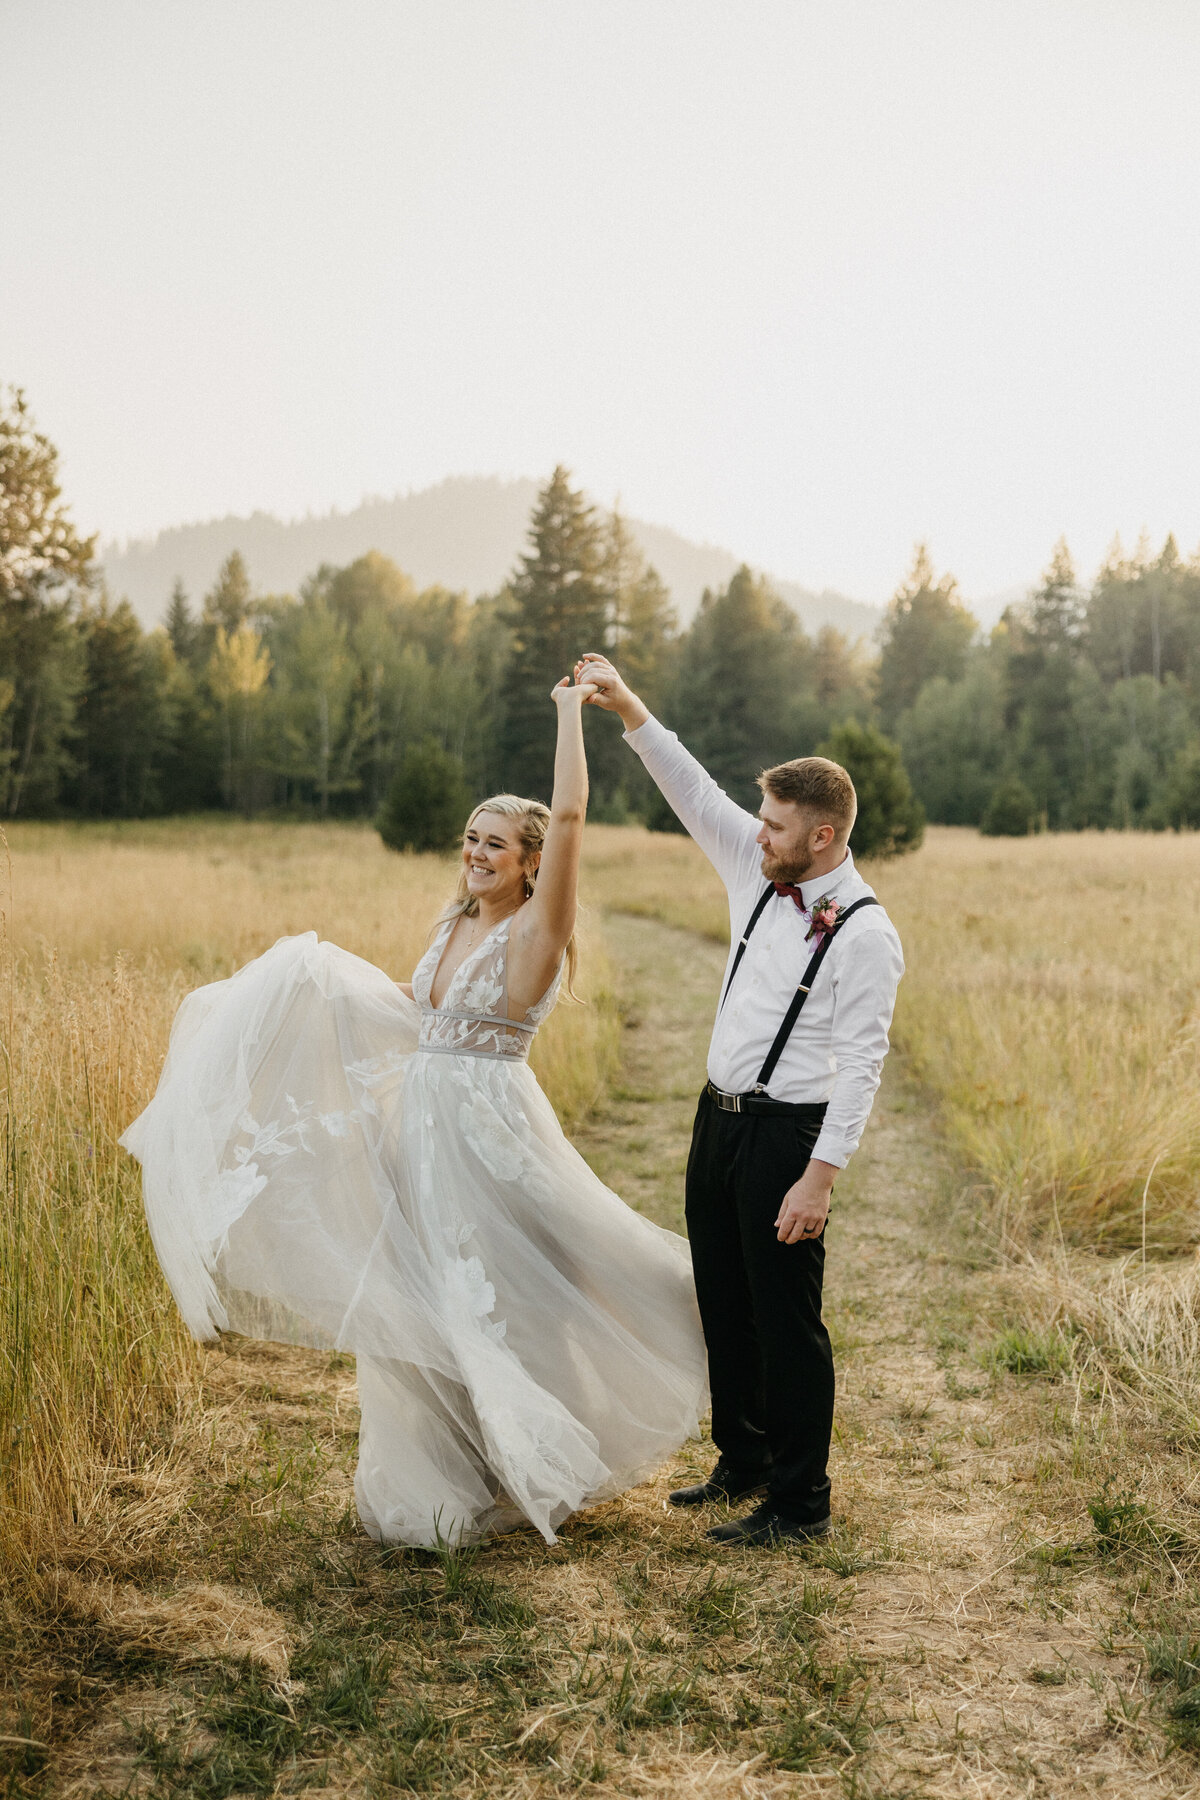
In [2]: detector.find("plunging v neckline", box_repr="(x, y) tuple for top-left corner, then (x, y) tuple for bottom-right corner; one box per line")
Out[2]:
(428, 914), (511, 1012)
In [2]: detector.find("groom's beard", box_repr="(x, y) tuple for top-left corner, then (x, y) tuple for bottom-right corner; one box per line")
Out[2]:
(760, 843), (814, 885)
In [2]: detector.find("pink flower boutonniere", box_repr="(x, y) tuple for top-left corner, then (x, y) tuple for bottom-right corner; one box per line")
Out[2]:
(805, 895), (844, 943)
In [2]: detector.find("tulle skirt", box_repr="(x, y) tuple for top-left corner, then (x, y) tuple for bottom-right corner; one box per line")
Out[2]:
(120, 934), (708, 1546)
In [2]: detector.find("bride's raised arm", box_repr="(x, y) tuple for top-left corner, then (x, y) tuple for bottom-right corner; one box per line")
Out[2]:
(508, 676), (596, 1006)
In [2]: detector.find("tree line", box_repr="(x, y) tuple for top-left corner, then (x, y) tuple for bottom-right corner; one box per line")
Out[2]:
(887, 538), (1200, 832)
(4, 383), (1198, 847)
(1, 388), (903, 847)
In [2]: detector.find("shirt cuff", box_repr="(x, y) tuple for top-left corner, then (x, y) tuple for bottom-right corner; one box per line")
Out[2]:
(810, 1131), (850, 1171)
(622, 714), (666, 748)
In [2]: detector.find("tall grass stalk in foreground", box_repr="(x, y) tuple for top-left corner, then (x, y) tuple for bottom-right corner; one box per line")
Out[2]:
(0, 821), (618, 1571)
(0, 931), (200, 1569)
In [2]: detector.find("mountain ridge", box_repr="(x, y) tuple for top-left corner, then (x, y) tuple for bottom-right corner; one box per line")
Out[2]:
(100, 476), (883, 642)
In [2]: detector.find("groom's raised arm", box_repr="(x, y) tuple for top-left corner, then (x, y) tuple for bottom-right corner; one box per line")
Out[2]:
(574, 655), (760, 891)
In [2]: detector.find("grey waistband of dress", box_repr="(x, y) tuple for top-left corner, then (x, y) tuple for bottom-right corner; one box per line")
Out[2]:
(421, 1007), (535, 1032)
(415, 1043), (530, 1061)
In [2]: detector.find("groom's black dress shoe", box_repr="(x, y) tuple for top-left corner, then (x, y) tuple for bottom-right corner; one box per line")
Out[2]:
(668, 1461), (770, 1507)
(707, 1502), (832, 1546)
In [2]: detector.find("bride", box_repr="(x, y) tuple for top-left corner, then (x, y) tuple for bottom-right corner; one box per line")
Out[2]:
(121, 674), (707, 1547)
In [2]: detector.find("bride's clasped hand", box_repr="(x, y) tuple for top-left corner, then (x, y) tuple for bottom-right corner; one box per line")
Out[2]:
(120, 674), (707, 1549)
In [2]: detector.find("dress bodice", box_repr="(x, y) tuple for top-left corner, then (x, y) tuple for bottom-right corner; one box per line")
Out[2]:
(412, 913), (562, 1060)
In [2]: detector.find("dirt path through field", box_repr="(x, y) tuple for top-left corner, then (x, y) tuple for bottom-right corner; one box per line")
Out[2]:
(582, 909), (1193, 1798)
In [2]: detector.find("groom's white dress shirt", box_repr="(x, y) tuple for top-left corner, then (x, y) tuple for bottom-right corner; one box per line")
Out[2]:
(625, 716), (905, 1171)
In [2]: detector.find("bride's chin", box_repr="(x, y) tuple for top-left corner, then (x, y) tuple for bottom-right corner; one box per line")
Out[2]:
(467, 872), (511, 902)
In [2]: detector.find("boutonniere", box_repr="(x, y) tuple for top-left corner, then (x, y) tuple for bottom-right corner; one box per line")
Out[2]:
(805, 895), (844, 942)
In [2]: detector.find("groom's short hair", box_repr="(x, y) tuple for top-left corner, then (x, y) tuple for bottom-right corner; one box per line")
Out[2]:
(758, 757), (857, 840)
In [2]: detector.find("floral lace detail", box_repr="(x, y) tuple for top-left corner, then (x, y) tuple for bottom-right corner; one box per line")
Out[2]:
(458, 1089), (526, 1181)
(412, 915), (561, 1060)
(235, 1096), (363, 1162)
(219, 1094), (377, 1236)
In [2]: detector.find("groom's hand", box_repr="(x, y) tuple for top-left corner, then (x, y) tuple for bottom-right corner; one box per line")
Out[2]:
(572, 655), (650, 731)
(775, 1160), (837, 1244)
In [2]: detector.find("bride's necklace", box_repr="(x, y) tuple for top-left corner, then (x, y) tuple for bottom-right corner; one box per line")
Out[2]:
(461, 902), (517, 949)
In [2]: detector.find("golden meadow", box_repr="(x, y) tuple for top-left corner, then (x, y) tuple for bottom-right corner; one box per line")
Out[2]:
(4, 819), (1200, 1568)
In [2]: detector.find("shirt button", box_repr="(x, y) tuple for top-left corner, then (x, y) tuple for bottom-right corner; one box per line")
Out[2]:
(425, 1114), (434, 1127)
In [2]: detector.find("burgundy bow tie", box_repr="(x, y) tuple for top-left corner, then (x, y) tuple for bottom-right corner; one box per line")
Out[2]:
(773, 882), (808, 912)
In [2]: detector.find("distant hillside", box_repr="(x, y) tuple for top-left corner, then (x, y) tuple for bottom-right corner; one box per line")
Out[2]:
(100, 476), (881, 642)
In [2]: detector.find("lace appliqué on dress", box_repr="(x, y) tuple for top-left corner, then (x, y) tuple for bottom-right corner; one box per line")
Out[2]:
(458, 1089), (526, 1182)
(412, 915), (562, 1062)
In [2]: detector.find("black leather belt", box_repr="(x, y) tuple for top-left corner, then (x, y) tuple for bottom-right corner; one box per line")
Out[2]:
(705, 1081), (828, 1120)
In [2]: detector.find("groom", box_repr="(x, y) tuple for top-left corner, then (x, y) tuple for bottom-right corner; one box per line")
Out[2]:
(575, 654), (904, 1545)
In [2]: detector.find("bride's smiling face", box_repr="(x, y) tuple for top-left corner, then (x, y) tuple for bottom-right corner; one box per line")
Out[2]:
(462, 811), (536, 908)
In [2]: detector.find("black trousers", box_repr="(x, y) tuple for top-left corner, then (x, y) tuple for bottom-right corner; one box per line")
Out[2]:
(684, 1088), (834, 1524)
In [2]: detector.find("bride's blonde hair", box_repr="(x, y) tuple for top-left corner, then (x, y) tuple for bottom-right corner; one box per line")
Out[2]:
(441, 793), (581, 998)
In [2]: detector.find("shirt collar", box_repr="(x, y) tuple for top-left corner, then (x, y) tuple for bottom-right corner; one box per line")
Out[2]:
(799, 848), (855, 910)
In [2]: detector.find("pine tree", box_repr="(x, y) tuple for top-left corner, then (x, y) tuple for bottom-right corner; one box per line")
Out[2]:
(602, 508), (676, 711)
(73, 595), (173, 815)
(661, 566), (813, 813)
(203, 551), (253, 637)
(896, 652), (1006, 824)
(817, 719), (925, 859)
(586, 508), (678, 813)
(1029, 538), (1084, 649)
(378, 738), (471, 852)
(813, 625), (873, 718)
(165, 580), (198, 666)
(1086, 536), (1137, 682)
(1165, 741), (1200, 829)
(0, 386), (94, 603)
(156, 632), (220, 813)
(0, 387), (94, 814)
(876, 545), (978, 729)
(500, 468), (608, 799)
(1003, 540), (1095, 826)
(980, 773), (1038, 836)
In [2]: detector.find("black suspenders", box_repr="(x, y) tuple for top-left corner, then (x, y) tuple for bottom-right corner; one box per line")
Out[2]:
(720, 886), (881, 1096)
(719, 884), (775, 1009)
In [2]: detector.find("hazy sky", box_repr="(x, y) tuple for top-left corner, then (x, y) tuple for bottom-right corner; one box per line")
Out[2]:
(4, 0), (1200, 604)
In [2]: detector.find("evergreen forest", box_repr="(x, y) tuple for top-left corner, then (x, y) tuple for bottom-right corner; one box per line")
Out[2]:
(5, 384), (1200, 843)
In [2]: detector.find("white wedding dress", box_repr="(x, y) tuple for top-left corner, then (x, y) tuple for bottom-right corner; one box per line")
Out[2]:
(120, 917), (707, 1546)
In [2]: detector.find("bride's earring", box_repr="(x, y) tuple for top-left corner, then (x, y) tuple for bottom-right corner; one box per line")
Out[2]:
(524, 875), (535, 898)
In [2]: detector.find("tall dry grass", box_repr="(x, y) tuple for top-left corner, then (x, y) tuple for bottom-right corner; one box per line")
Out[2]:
(873, 828), (1200, 1254)
(579, 824), (730, 942)
(586, 822), (1200, 1255)
(0, 820), (618, 1569)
